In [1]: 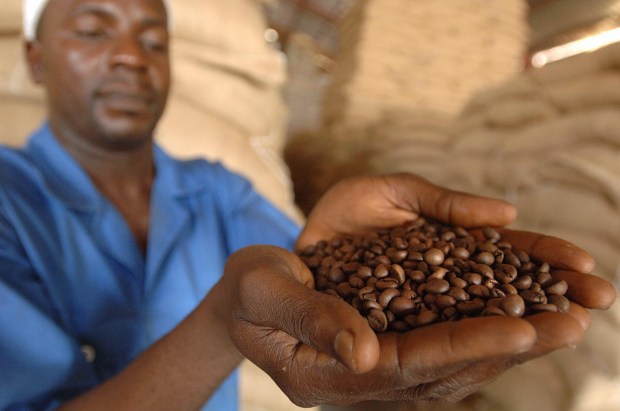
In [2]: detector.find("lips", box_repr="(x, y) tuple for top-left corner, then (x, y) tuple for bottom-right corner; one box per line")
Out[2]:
(96, 81), (155, 113)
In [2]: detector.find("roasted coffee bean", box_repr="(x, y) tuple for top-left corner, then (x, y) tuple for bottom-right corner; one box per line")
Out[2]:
(390, 297), (416, 317)
(363, 300), (383, 313)
(499, 294), (525, 317)
(424, 248), (445, 266)
(378, 288), (400, 308)
(482, 306), (506, 316)
(475, 252), (495, 266)
(468, 284), (491, 298)
(463, 272), (483, 285)
(417, 309), (439, 326)
(376, 278), (400, 290)
(425, 279), (450, 294)
(545, 280), (568, 296)
(512, 275), (533, 290)
(300, 218), (572, 333)
(529, 303), (558, 313)
(328, 266), (346, 283)
(373, 264), (389, 279)
(390, 264), (407, 284)
(483, 227), (501, 243)
(367, 309), (388, 333)
(447, 286), (469, 302)
(548, 294), (571, 312)
(536, 272), (553, 287)
(456, 299), (486, 315)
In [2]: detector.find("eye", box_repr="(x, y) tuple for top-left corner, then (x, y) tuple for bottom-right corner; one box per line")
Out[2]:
(75, 29), (107, 39)
(141, 31), (169, 53)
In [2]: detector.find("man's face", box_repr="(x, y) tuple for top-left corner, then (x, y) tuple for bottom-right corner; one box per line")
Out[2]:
(28, 0), (171, 151)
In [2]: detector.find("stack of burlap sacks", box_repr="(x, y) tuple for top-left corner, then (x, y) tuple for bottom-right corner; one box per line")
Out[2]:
(365, 42), (620, 411)
(0, 1), (307, 410)
(286, 0), (529, 215)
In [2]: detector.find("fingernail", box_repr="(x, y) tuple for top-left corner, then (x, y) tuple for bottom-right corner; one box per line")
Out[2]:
(334, 330), (356, 371)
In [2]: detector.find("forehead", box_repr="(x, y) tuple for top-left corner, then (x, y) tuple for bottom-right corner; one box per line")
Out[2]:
(42, 0), (168, 26)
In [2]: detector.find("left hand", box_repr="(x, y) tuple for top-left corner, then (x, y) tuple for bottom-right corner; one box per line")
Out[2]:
(296, 173), (518, 250)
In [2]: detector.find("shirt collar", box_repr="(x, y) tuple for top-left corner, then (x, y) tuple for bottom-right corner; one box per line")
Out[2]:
(24, 122), (209, 212)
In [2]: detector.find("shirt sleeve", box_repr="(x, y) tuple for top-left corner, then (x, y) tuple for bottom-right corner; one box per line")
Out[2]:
(212, 163), (301, 253)
(0, 204), (97, 410)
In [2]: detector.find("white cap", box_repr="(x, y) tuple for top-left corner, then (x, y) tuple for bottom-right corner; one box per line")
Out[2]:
(23, 0), (171, 41)
(23, 0), (48, 40)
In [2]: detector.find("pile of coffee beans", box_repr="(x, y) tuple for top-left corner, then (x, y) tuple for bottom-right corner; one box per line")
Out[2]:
(298, 218), (570, 333)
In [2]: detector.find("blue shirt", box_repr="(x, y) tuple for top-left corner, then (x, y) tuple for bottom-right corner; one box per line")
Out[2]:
(0, 124), (301, 410)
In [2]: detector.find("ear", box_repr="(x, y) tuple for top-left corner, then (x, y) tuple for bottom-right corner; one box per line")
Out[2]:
(25, 40), (45, 84)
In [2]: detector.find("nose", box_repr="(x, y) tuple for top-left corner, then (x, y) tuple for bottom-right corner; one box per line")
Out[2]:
(109, 33), (147, 71)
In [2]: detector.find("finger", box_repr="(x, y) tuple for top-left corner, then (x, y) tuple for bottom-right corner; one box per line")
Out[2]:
(565, 302), (591, 330)
(496, 229), (596, 273)
(552, 270), (617, 309)
(390, 358), (514, 403)
(394, 316), (536, 384)
(514, 311), (585, 364)
(382, 174), (518, 228)
(320, 316), (537, 402)
(230, 246), (380, 373)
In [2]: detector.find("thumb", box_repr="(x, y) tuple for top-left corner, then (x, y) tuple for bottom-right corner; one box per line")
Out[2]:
(227, 245), (380, 373)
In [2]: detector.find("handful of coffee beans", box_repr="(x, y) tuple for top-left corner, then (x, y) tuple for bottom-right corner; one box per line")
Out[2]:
(298, 218), (570, 333)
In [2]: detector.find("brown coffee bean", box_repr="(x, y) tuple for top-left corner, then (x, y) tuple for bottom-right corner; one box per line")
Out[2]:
(348, 275), (365, 289)
(391, 250), (408, 263)
(529, 303), (558, 313)
(428, 267), (449, 280)
(503, 251), (521, 268)
(336, 282), (353, 298)
(390, 264), (406, 284)
(483, 227), (501, 243)
(500, 283), (518, 295)
(536, 272), (553, 287)
(545, 280), (568, 296)
(482, 306), (506, 316)
(390, 296), (417, 317)
(496, 264), (518, 284)
(417, 309), (439, 326)
(435, 295), (457, 309)
(363, 300), (383, 313)
(456, 299), (486, 315)
(548, 294), (570, 313)
(358, 286), (376, 301)
(407, 270), (426, 283)
(472, 264), (494, 279)
(475, 251), (495, 266)
(520, 289), (546, 304)
(327, 266), (346, 284)
(390, 320), (411, 332)
(451, 247), (470, 259)
(463, 272), (482, 285)
(367, 309), (388, 333)
(400, 289), (417, 300)
(499, 294), (525, 317)
(512, 275), (533, 290)
(373, 264), (389, 279)
(378, 288), (400, 308)
(467, 284), (491, 298)
(447, 286), (469, 302)
(424, 248), (445, 266)
(376, 278), (400, 290)
(449, 277), (468, 289)
(425, 278), (450, 294)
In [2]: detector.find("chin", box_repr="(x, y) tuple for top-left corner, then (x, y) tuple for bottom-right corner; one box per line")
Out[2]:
(95, 116), (158, 150)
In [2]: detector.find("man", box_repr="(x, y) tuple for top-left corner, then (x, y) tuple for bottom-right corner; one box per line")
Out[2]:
(0, 0), (615, 410)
